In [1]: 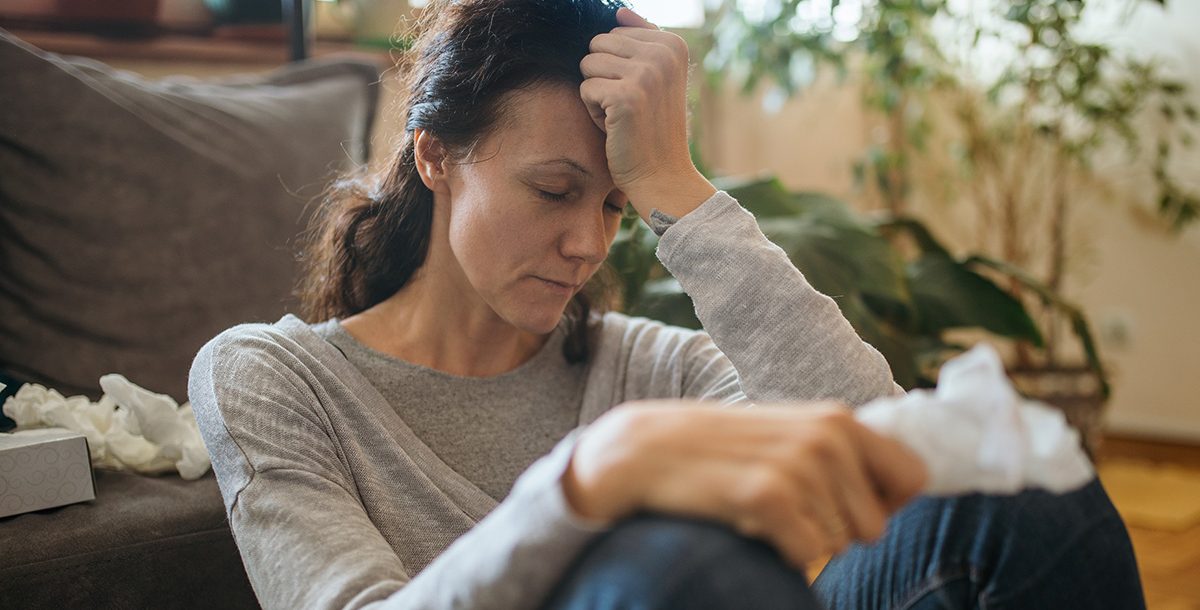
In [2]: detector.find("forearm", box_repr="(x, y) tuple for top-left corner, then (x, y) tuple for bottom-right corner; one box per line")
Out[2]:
(655, 191), (898, 406)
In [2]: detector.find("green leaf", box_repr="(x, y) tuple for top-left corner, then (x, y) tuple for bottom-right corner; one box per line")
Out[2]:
(712, 175), (802, 217)
(906, 255), (1045, 345)
(872, 216), (952, 257)
(759, 214), (910, 305)
(608, 220), (660, 308)
(837, 294), (922, 389)
(628, 278), (701, 329)
(965, 255), (1110, 398)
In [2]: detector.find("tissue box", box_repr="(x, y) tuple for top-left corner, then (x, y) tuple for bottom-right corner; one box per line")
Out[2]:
(0, 428), (96, 518)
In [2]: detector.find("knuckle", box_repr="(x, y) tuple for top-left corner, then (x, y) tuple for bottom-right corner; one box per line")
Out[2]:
(651, 43), (675, 66)
(666, 32), (688, 52)
(805, 434), (838, 464)
(737, 468), (787, 513)
(667, 35), (690, 61)
(579, 79), (602, 101)
(636, 65), (660, 89)
(818, 403), (854, 425)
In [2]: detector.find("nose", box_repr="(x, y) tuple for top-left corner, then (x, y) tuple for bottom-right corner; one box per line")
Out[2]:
(559, 205), (610, 265)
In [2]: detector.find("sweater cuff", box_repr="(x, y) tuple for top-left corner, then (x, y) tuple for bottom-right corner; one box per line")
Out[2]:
(510, 428), (611, 534)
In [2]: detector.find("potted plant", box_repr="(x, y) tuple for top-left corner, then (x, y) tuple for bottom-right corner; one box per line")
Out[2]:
(688, 0), (1198, 445)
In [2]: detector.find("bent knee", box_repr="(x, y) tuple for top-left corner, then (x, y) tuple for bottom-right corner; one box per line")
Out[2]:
(541, 514), (819, 610)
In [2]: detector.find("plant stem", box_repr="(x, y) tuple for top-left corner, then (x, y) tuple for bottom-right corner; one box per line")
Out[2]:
(1045, 149), (1070, 367)
(885, 89), (910, 215)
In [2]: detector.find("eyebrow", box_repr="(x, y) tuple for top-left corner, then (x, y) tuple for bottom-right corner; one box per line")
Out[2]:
(524, 157), (593, 177)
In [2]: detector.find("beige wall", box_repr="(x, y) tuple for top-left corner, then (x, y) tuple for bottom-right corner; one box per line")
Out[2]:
(695, 2), (1200, 441)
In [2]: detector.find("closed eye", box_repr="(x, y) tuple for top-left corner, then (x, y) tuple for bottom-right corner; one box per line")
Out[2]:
(538, 189), (569, 202)
(604, 202), (624, 215)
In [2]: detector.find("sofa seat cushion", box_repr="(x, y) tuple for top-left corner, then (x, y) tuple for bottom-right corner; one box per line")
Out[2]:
(0, 469), (258, 608)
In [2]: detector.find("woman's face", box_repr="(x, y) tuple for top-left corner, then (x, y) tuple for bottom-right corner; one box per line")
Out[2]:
(435, 83), (626, 335)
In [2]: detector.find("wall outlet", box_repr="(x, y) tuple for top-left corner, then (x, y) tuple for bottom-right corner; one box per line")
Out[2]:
(1100, 312), (1135, 350)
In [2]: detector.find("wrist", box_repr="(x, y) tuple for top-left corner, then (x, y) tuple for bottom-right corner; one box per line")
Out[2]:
(560, 411), (645, 523)
(561, 452), (610, 522)
(625, 165), (716, 224)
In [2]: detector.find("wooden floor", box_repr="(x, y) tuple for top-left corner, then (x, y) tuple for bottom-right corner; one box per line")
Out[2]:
(1097, 435), (1200, 610)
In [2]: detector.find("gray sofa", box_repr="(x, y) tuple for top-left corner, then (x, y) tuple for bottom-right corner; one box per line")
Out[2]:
(0, 29), (380, 608)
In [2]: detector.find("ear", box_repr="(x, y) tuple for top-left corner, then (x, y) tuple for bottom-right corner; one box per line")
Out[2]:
(413, 128), (449, 192)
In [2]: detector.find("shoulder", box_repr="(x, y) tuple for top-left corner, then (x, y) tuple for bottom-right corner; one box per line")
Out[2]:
(189, 314), (338, 403)
(198, 315), (329, 367)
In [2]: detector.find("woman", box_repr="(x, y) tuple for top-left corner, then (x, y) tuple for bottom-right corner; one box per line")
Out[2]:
(188, 1), (1145, 608)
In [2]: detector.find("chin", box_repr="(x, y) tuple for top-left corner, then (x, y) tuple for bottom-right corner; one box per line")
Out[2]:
(505, 304), (569, 336)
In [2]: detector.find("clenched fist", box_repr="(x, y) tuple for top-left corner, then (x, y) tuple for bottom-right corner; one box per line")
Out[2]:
(581, 8), (715, 221)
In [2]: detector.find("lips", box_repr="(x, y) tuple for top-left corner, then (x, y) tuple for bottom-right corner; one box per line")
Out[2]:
(535, 276), (583, 291)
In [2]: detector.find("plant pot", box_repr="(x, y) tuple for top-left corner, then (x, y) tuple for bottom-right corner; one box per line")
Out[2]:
(1009, 365), (1107, 461)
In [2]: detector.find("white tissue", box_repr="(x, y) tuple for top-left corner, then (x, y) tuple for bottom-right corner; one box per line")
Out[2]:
(2, 376), (211, 480)
(854, 344), (1094, 496)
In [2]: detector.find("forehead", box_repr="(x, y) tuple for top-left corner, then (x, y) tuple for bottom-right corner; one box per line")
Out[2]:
(473, 83), (610, 178)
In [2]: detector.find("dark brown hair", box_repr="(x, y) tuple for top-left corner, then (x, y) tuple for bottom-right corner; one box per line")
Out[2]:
(296, 0), (626, 363)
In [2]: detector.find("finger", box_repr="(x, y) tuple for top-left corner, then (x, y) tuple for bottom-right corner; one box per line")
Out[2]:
(794, 463), (850, 554)
(608, 26), (681, 44)
(616, 6), (658, 30)
(578, 77), (622, 133)
(824, 425), (890, 542)
(851, 425), (930, 512)
(830, 463), (889, 543)
(589, 31), (658, 59)
(580, 52), (630, 81)
(731, 471), (827, 570)
(765, 510), (829, 571)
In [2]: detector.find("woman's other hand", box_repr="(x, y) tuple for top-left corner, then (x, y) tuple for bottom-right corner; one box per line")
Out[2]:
(580, 8), (715, 220)
(561, 402), (930, 570)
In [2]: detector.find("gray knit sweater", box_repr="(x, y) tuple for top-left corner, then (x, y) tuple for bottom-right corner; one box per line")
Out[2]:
(187, 191), (899, 610)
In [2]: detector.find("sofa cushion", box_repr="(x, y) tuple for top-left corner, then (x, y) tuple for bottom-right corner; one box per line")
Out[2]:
(0, 469), (259, 609)
(0, 29), (379, 404)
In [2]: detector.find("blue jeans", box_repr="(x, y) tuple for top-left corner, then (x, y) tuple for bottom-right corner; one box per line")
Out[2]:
(541, 477), (1145, 609)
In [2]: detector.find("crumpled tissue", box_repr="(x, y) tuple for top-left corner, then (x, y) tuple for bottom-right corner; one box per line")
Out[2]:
(854, 344), (1094, 496)
(2, 375), (211, 480)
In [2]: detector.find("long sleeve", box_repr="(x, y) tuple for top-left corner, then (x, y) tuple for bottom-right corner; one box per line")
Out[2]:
(599, 190), (900, 409)
(189, 328), (606, 610)
(381, 431), (603, 610)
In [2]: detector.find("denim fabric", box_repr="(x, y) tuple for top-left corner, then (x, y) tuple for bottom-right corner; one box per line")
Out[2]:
(542, 477), (1144, 609)
(542, 513), (820, 609)
(813, 477), (1145, 610)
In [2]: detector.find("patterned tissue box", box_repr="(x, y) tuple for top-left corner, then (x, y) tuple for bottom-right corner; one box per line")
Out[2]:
(0, 428), (96, 518)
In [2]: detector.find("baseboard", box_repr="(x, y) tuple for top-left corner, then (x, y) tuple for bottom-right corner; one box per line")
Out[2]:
(1103, 412), (1200, 444)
